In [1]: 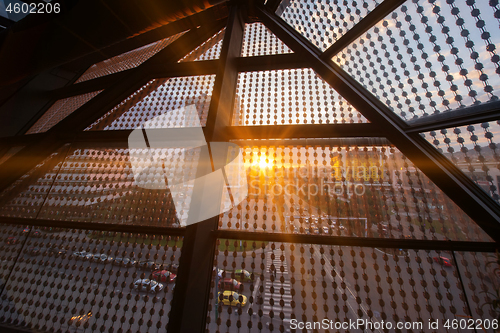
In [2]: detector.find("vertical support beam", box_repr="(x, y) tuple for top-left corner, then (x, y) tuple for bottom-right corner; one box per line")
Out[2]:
(167, 4), (244, 333)
(258, 6), (500, 242)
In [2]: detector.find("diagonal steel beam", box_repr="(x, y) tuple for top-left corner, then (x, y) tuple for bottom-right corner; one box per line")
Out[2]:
(258, 6), (500, 243)
(321, 0), (407, 60)
(406, 100), (500, 134)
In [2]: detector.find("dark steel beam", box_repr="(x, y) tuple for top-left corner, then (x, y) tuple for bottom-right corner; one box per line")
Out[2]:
(50, 71), (131, 99)
(226, 123), (384, 140)
(215, 230), (499, 252)
(52, 60), (221, 99)
(265, 0), (284, 14)
(258, 7), (500, 243)
(0, 216), (185, 236)
(147, 59), (220, 79)
(235, 52), (309, 72)
(167, 5), (245, 333)
(231, 137), (391, 147)
(321, 0), (407, 60)
(0, 123), (385, 149)
(406, 100), (500, 133)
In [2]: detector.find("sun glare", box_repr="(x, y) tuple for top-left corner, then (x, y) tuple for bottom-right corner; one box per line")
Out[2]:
(256, 156), (273, 169)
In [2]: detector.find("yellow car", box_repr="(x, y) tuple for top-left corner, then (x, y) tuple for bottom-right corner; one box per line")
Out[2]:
(218, 291), (247, 307)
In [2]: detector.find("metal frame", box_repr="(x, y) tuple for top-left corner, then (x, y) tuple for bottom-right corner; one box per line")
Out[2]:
(0, 1), (499, 332)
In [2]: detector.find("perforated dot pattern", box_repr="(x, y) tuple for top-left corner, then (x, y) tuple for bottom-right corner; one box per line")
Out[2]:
(208, 240), (486, 333)
(75, 31), (187, 83)
(26, 92), (102, 134)
(278, 0), (379, 51)
(423, 121), (500, 204)
(233, 69), (367, 125)
(333, 1), (500, 120)
(218, 142), (491, 242)
(241, 23), (292, 57)
(0, 224), (182, 333)
(85, 76), (216, 131)
(179, 29), (225, 62)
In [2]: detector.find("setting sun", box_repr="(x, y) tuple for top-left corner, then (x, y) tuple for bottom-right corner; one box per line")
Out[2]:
(256, 155), (273, 169)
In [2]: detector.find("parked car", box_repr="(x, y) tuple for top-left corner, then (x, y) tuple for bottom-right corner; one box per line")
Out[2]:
(233, 269), (253, 282)
(47, 247), (67, 256)
(137, 260), (160, 271)
(218, 278), (243, 292)
(5, 237), (19, 245)
(27, 247), (41, 256)
(133, 279), (164, 293)
(92, 254), (110, 263)
(33, 231), (43, 237)
(166, 263), (179, 274)
(113, 257), (136, 267)
(433, 256), (452, 267)
(151, 270), (176, 283)
(217, 291), (247, 307)
(72, 251), (88, 260)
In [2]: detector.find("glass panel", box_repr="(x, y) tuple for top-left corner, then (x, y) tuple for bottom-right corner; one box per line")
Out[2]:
(241, 22), (292, 57)
(0, 225), (182, 333)
(179, 28), (225, 62)
(455, 251), (500, 325)
(0, 141), (238, 229)
(85, 76), (216, 131)
(26, 92), (102, 134)
(219, 140), (492, 242)
(422, 121), (500, 203)
(233, 68), (368, 126)
(208, 239), (492, 333)
(278, 0), (379, 51)
(0, 145), (69, 219)
(333, 1), (500, 121)
(75, 31), (187, 83)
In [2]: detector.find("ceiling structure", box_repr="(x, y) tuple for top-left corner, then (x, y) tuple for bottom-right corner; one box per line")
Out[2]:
(0, 0), (499, 332)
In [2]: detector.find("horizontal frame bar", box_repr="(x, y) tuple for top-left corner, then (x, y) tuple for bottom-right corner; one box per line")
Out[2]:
(215, 230), (499, 252)
(406, 100), (500, 133)
(0, 216), (185, 236)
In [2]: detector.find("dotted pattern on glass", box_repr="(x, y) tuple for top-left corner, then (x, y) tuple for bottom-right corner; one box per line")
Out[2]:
(207, 240), (492, 333)
(333, 1), (500, 121)
(0, 145), (69, 219)
(278, 0), (379, 51)
(218, 142), (492, 242)
(0, 226), (182, 333)
(241, 23), (292, 57)
(179, 29), (225, 62)
(422, 121), (500, 204)
(75, 31), (187, 83)
(455, 251), (500, 324)
(26, 92), (102, 134)
(233, 69), (367, 126)
(85, 76), (216, 131)
(0, 145), (204, 228)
